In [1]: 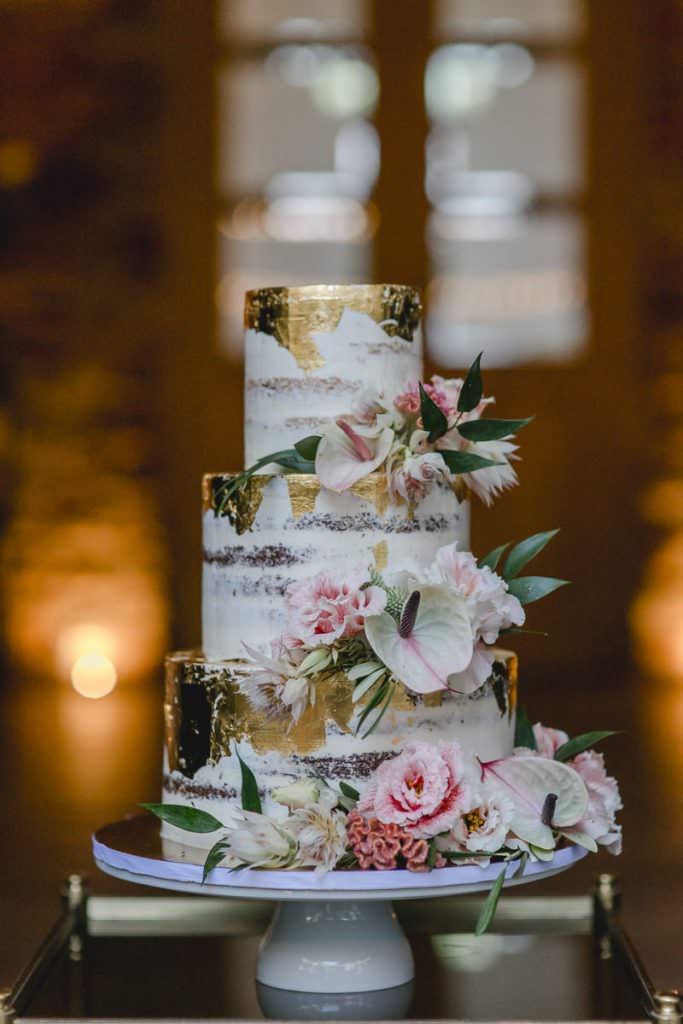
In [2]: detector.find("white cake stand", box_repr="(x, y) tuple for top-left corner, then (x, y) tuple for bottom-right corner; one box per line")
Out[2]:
(93, 816), (586, 995)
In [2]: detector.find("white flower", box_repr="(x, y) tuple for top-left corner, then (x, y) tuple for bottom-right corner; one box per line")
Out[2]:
(224, 810), (298, 869)
(387, 449), (448, 505)
(287, 789), (348, 873)
(481, 754), (589, 850)
(446, 641), (496, 695)
(446, 787), (516, 855)
(365, 584), (474, 695)
(242, 641), (314, 725)
(437, 432), (519, 507)
(315, 418), (394, 492)
(272, 778), (320, 809)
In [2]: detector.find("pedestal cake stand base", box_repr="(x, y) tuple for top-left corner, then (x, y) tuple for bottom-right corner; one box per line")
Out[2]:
(93, 816), (586, 994)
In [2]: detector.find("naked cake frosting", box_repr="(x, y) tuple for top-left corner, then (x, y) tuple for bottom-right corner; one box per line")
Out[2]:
(151, 284), (622, 886)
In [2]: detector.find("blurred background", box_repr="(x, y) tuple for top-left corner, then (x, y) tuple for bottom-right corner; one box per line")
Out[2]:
(1, 0), (682, 997)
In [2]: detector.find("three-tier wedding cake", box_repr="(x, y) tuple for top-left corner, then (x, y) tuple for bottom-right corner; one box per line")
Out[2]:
(154, 284), (622, 880)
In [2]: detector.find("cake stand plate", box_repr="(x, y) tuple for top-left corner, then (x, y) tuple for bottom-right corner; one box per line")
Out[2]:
(93, 816), (586, 994)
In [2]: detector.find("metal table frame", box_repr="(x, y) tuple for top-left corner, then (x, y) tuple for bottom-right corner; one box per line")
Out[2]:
(1, 873), (680, 1024)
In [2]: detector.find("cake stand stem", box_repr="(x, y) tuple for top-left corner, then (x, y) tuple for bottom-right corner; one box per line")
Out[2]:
(257, 899), (414, 994)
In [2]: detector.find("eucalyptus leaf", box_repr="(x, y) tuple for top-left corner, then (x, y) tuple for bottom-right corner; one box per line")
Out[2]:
(294, 435), (322, 461)
(513, 707), (537, 750)
(236, 749), (262, 814)
(457, 352), (483, 413)
(478, 542), (510, 572)
(554, 730), (620, 762)
(139, 803), (224, 834)
(457, 417), (534, 442)
(507, 575), (569, 605)
(475, 865), (507, 936)
(503, 529), (560, 581)
(419, 383), (449, 442)
(202, 839), (229, 882)
(439, 450), (502, 475)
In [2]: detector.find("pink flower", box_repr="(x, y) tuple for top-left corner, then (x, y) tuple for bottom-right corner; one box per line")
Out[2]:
(346, 811), (446, 871)
(285, 571), (387, 648)
(432, 543), (525, 644)
(532, 723), (570, 759)
(567, 751), (623, 854)
(358, 741), (472, 838)
(393, 378), (455, 421)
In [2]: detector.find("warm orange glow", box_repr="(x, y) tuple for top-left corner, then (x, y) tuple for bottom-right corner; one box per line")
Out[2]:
(71, 652), (117, 699)
(57, 622), (117, 678)
(631, 532), (683, 681)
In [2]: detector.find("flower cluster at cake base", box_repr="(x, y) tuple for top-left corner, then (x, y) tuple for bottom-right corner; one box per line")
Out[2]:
(144, 721), (621, 930)
(238, 532), (565, 734)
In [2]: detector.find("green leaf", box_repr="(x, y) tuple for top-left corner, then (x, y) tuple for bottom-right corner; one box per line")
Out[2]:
(478, 542), (510, 572)
(419, 382), (449, 442)
(457, 352), (483, 413)
(512, 851), (529, 880)
(503, 529), (560, 581)
(139, 803), (224, 834)
(475, 865), (507, 936)
(271, 452), (316, 473)
(427, 838), (438, 869)
(236, 749), (262, 814)
(439, 450), (502, 476)
(202, 839), (229, 882)
(554, 730), (620, 763)
(457, 417), (534, 442)
(359, 680), (396, 738)
(514, 707), (537, 750)
(294, 435), (322, 461)
(507, 576), (570, 605)
(340, 782), (360, 803)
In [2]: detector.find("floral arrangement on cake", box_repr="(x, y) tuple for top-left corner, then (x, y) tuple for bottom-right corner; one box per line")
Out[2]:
(239, 533), (566, 736)
(145, 722), (621, 932)
(215, 353), (532, 513)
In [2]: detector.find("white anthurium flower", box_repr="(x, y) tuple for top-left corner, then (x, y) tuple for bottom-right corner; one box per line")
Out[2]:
(315, 419), (394, 492)
(480, 755), (589, 850)
(446, 642), (496, 695)
(271, 778), (321, 810)
(364, 585), (474, 695)
(224, 810), (298, 869)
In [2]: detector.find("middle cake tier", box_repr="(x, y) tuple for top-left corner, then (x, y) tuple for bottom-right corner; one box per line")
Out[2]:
(202, 472), (470, 661)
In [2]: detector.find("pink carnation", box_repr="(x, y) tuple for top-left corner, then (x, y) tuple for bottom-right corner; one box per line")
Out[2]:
(432, 543), (525, 644)
(532, 722), (570, 759)
(285, 571), (387, 648)
(570, 750), (623, 854)
(393, 378), (453, 420)
(358, 741), (471, 838)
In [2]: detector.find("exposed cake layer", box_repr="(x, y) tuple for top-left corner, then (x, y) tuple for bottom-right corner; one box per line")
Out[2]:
(202, 472), (470, 661)
(244, 284), (422, 465)
(161, 650), (517, 847)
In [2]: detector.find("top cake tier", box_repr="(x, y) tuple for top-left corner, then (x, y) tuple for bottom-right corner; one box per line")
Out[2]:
(244, 284), (423, 466)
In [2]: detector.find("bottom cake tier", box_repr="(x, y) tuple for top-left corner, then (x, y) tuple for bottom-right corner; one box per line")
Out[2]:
(161, 649), (518, 848)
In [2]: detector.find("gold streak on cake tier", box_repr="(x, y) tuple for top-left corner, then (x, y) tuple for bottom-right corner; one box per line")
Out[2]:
(373, 540), (388, 572)
(350, 473), (390, 517)
(202, 474), (271, 533)
(244, 284), (422, 372)
(286, 475), (321, 518)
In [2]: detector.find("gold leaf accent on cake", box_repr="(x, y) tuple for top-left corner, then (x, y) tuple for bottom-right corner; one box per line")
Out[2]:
(223, 476), (270, 535)
(350, 473), (390, 517)
(373, 540), (388, 572)
(286, 475), (321, 518)
(244, 285), (423, 371)
(452, 477), (468, 502)
(505, 652), (518, 721)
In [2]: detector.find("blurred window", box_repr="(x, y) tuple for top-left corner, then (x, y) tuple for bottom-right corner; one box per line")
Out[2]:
(427, 1), (587, 366)
(216, 3), (376, 358)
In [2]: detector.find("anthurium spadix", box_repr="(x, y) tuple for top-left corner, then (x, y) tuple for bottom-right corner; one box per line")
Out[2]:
(315, 419), (394, 492)
(480, 755), (589, 850)
(364, 586), (474, 694)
